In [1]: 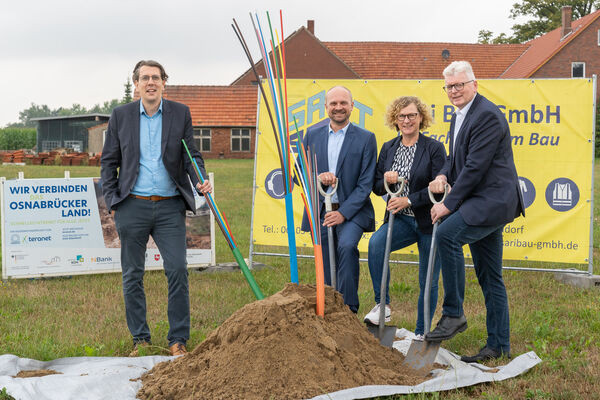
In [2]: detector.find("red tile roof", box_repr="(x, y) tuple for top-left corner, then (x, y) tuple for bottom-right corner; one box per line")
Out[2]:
(501, 9), (600, 78)
(163, 85), (258, 126)
(324, 42), (530, 79)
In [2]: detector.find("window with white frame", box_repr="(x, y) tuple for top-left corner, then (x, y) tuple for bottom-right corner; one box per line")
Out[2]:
(231, 128), (251, 152)
(193, 128), (211, 152)
(42, 141), (61, 152)
(571, 62), (585, 78)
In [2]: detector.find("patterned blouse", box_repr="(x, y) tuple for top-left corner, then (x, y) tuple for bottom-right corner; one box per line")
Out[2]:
(390, 138), (417, 216)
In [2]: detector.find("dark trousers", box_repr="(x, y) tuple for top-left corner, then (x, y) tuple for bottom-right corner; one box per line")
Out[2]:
(367, 214), (441, 335)
(114, 196), (189, 347)
(320, 218), (364, 313)
(436, 211), (510, 353)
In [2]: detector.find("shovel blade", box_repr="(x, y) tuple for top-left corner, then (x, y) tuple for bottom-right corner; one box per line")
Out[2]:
(403, 340), (441, 375)
(365, 322), (397, 348)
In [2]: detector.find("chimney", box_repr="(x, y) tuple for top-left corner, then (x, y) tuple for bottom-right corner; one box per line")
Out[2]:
(307, 20), (314, 35)
(561, 6), (573, 38)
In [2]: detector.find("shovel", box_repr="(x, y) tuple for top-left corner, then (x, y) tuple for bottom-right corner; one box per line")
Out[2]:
(366, 176), (406, 347)
(403, 184), (448, 374)
(317, 176), (339, 290)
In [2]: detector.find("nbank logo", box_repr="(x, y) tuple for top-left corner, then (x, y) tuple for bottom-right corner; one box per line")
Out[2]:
(91, 256), (113, 263)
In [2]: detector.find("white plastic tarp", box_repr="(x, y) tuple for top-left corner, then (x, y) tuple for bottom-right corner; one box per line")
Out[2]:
(0, 329), (541, 400)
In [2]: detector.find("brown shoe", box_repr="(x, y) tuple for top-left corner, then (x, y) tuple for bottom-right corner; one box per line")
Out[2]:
(129, 341), (151, 357)
(169, 343), (188, 356)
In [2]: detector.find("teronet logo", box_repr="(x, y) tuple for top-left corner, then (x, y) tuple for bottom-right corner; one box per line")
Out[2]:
(23, 235), (51, 243)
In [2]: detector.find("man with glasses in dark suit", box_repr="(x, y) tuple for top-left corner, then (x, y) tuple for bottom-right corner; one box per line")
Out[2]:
(426, 61), (524, 363)
(101, 60), (211, 357)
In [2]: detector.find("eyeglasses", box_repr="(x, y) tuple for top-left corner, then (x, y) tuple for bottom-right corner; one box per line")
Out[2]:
(397, 113), (419, 121)
(139, 75), (163, 83)
(443, 80), (474, 92)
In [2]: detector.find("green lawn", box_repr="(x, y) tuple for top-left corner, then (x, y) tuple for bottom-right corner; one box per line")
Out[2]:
(1, 161), (599, 399)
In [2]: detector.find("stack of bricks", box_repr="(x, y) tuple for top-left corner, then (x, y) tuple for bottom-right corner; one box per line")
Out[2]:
(34, 152), (50, 165)
(88, 153), (101, 166)
(70, 153), (89, 166)
(1, 150), (26, 163)
(3, 150), (95, 166)
(12, 150), (24, 163)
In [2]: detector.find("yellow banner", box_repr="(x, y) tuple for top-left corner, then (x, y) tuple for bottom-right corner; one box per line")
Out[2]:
(253, 79), (595, 264)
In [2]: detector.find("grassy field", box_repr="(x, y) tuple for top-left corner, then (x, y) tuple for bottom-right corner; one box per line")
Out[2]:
(1, 161), (599, 399)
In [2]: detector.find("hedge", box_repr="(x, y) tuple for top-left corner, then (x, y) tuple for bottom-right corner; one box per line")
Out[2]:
(0, 128), (36, 150)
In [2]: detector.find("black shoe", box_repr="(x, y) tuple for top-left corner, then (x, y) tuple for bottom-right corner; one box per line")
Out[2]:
(425, 314), (467, 342)
(460, 346), (511, 363)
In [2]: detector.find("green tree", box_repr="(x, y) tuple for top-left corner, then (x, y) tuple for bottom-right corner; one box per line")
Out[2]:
(478, 0), (600, 43)
(0, 128), (36, 150)
(13, 100), (121, 128)
(123, 78), (133, 104)
(18, 103), (54, 127)
(88, 99), (121, 114)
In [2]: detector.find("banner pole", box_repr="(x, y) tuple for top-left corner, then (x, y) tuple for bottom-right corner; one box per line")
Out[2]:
(249, 86), (262, 269)
(589, 74), (597, 275)
(1, 177), (7, 280)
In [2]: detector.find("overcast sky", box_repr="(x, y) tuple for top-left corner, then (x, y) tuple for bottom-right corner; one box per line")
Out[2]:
(0, 0), (525, 127)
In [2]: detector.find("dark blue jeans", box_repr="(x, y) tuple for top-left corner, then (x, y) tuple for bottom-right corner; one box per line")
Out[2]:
(436, 211), (510, 353)
(321, 218), (364, 313)
(114, 196), (190, 347)
(367, 214), (441, 335)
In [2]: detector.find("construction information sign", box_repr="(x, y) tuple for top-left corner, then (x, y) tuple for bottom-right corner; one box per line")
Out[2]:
(1, 176), (214, 279)
(252, 78), (595, 265)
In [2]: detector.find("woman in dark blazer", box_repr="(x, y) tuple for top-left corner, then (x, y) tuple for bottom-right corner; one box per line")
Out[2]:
(364, 96), (446, 340)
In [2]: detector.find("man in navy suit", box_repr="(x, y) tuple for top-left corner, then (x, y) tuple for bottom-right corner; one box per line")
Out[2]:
(426, 61), (524, 362)
(301, 86), (377, 313)
(101, 60), (211, 356)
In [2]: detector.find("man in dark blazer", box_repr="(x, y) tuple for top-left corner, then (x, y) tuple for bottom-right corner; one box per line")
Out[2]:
(101, 60), (211, 357)
(300, 86), (377, 313)
(426, 61), (524, 362)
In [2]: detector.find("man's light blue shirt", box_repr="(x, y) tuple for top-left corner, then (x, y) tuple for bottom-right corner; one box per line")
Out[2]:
(327, 122), (350, 203)
(131, 100), (178, 197)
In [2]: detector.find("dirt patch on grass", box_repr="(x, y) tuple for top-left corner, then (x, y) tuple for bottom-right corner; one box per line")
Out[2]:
(13, 369), (62, 378)
(138, 283), (429, 400)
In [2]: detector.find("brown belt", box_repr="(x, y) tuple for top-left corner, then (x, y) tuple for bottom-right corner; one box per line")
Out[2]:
(331, 203), (340, 211)
(129, 194), (179, 202)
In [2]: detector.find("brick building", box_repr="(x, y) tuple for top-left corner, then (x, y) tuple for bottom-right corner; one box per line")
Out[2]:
(165, 6), (599, 159)
(502, 6), (600, 81)
(162, 86), (257, 159)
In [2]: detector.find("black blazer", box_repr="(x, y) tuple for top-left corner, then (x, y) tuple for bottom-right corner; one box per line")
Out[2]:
(300, 122), (377, 233)
(100, 99), (206, 212)
(373, 133), (446, 234)
(440, 93), (525, 226)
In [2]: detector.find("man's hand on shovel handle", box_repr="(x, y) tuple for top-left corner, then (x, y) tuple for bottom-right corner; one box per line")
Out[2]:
(318, 172), (337, 187)
(323, 211), (345, 227)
